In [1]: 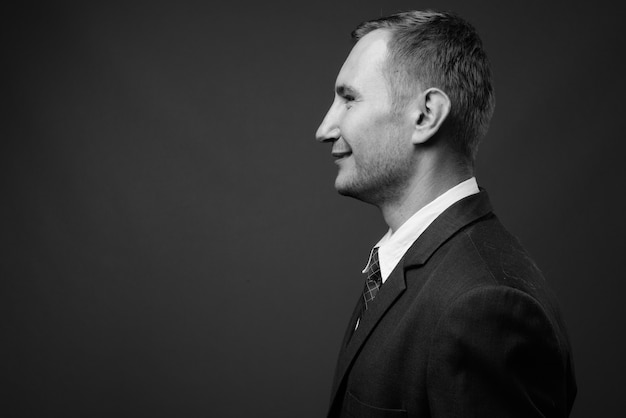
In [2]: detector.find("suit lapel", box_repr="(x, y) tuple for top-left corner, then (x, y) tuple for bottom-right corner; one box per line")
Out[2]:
(328, 191), (494, 412)
(329, 264), (406, 402)
(341, 294), (363, 350)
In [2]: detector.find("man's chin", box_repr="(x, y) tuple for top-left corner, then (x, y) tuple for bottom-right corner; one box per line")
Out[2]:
(334, 173), (393, 206)
(335, 177), (365, 200)
(334, 176), (354, 196)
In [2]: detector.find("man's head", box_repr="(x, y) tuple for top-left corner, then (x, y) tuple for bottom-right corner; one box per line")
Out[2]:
(316, 10), (494, 205)
(353, 10), (495, 161)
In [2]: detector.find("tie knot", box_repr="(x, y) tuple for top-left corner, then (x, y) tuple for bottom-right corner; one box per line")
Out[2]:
(361, 247), (382, 311)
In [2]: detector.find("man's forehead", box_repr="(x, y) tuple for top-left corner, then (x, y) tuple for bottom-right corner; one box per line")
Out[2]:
(349, 29), (391, 60)
(336, 30), (390, 87)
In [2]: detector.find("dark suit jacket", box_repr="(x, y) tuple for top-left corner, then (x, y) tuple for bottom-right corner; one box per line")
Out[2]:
(328, 191), (576, 417)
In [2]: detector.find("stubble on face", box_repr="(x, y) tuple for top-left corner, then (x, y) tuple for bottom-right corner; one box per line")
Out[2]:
(335, 113), (414, 206)
(324, 30), (416, 207)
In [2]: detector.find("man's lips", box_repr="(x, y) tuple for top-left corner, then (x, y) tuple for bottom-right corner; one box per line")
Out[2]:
(332, 150), (352, 159)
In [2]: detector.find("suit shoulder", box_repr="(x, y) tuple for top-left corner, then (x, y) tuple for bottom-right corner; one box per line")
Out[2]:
(460, 215), (547, 293)
(418, 214), (562, 320)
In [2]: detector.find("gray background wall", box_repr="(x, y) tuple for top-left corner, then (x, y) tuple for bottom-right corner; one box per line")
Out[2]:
(3, 1), (624, 416)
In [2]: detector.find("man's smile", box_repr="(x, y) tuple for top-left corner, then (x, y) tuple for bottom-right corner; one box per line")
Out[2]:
(332, 148), (352, 161)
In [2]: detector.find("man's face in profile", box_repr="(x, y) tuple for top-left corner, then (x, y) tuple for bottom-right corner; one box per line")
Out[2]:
(316, 30), (415, 203)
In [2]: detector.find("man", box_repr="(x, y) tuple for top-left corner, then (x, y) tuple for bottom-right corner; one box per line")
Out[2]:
(316, 10), (576, 417)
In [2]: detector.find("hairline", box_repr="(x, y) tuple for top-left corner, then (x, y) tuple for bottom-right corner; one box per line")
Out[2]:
(354, 28), (430, 116)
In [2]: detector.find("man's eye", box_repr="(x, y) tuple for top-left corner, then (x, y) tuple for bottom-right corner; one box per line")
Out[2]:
(344, 95), (355, 102)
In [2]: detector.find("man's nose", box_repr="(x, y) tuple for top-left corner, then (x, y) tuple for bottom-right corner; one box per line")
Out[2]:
(315, 105), (341, 143)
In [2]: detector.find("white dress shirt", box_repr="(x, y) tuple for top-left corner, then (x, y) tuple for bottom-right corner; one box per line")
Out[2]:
(363, 177), (480, 283)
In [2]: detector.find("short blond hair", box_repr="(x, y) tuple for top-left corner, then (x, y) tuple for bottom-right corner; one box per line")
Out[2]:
(353, 10), (495, 161)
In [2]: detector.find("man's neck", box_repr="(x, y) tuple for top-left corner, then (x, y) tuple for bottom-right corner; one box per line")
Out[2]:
(380, 168), (473, 233)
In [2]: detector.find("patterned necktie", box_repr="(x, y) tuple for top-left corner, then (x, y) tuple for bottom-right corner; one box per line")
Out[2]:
(362, 247), (382, 310)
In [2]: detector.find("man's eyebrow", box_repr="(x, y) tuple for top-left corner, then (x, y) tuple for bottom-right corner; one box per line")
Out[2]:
(336, 84), (359, 97)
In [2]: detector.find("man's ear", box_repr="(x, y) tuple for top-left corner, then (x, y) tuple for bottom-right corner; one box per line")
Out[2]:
(410, 88), (451, 145)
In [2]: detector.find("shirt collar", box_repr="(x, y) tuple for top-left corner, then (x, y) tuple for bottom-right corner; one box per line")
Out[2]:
(362, 177), (480, 282)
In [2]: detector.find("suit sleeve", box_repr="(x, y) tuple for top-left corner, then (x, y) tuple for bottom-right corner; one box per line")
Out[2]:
(426, 286), (571, 417)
